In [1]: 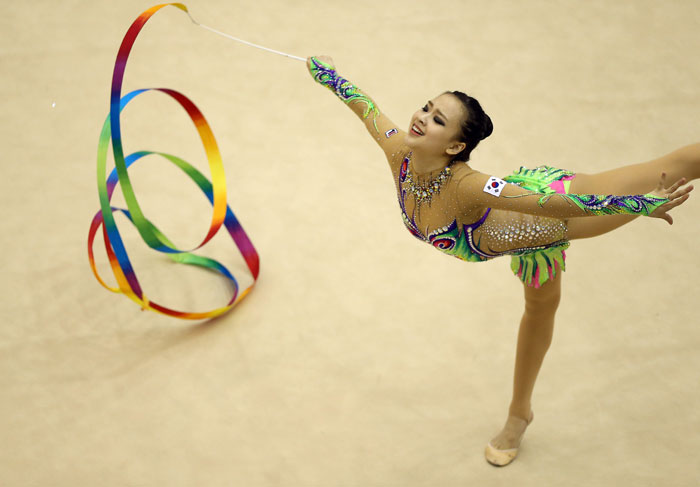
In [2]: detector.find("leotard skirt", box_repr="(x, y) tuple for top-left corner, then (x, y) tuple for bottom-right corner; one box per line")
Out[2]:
(502, 165), (576, 289)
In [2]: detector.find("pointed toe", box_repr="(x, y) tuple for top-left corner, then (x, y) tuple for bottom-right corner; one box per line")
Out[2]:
(485, 441), (519, 466)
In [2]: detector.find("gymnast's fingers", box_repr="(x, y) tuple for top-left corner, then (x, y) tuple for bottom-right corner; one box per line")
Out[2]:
(666, 186), (693, 206)
(668, 184), (694, 201)
(665, 177), (686, 194)
(669, 193), (688, 206)
(650, 194), (686, 222)
(666, 178), (686, 194)
(318, 55), (335, 68)
(663, 194), (690, 215)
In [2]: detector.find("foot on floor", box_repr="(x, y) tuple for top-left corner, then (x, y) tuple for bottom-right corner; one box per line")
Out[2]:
(484, 410), (534, 467)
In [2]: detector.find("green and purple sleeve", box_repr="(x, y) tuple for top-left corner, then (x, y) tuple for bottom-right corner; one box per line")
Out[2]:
(308, 56), (380, 133)
(504, 191), (669, 216)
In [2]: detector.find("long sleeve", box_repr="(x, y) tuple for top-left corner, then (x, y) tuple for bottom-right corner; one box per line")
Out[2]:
(308, 56), (381, 133)
(458, 172), (670, 218)
(503, 191), (669, 217)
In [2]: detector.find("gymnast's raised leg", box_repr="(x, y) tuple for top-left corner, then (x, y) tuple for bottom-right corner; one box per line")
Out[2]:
(566, 142), (699, 239)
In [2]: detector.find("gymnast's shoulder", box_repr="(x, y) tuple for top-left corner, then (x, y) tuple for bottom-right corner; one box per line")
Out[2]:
(452, 166), (512, 211)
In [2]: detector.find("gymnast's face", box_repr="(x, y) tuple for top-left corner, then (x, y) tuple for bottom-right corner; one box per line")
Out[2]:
(405, 93), (466, 158)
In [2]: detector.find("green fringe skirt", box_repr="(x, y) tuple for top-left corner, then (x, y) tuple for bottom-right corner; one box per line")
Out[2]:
(502, 165), (576, 289)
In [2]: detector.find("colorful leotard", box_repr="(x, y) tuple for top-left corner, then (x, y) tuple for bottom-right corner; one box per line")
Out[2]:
(397, 154), (574, 288)
(307, 59), (669, 289)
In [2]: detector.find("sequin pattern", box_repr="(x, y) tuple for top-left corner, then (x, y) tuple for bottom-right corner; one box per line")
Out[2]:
(478, 215), (568, 247)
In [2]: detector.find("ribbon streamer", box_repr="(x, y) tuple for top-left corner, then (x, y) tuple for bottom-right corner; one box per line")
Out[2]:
(88, 3), (260, 319)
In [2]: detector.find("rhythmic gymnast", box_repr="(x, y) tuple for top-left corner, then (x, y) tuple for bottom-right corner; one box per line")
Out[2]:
(306, 55), (696, 467)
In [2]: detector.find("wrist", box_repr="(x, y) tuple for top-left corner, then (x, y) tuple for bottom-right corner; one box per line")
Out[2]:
(641, 193), (670, 216)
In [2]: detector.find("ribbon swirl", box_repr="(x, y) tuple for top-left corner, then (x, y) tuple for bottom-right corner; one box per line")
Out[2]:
(87, 3), (259, 320)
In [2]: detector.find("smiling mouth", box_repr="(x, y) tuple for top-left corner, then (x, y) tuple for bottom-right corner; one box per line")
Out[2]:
(410, 124), (424, 136)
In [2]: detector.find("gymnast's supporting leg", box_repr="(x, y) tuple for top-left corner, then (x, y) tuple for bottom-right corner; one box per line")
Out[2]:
(488, 143), (700, 456)
(488, 272), (562, 453)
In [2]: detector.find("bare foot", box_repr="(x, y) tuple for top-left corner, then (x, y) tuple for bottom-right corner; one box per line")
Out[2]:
(489, 410), (534, 450)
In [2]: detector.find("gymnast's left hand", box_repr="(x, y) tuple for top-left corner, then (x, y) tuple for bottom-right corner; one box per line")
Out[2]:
(647, 172), (694, 225)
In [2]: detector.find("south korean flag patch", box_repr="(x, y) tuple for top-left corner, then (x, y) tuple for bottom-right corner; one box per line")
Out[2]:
(483, 176), (507, 197)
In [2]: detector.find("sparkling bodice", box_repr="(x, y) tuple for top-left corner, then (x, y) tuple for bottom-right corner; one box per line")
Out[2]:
(395, 152), (569, 262)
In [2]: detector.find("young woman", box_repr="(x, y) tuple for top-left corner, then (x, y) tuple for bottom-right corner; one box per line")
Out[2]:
(306, 55), (695, 467)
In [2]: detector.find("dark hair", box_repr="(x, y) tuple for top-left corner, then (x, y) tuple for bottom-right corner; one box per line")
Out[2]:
(445, 91), (493, 163)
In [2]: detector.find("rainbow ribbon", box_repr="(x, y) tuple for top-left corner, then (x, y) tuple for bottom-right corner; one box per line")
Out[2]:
(88, 3), (259, 320)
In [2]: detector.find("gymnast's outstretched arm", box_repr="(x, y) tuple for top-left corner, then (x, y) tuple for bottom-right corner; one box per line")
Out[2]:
(306, 55), (405, 159)
(457, 170), (693, 223)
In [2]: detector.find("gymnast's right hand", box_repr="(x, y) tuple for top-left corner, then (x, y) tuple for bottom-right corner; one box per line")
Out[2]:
(648, 172), (694, 225)
(306, 55), (335, 78)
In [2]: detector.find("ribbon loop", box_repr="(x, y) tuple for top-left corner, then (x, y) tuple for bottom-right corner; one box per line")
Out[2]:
(88, 3), (259, 320)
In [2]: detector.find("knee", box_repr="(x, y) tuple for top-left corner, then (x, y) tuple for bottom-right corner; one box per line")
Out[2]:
(524, 300), (560, 319)
(524, 287), (561, 317)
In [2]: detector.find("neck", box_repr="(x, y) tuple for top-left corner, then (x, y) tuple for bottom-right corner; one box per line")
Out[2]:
(409, 150), (452, 180)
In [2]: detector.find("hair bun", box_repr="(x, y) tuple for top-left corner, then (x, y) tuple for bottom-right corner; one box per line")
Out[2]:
(479, 114), (493, 141)
(447, 90), (492, 163)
